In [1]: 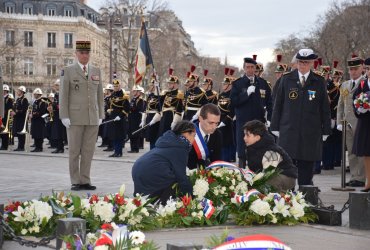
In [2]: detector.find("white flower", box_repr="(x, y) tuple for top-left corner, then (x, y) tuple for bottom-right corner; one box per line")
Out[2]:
(191, 212), (197, 217)
(32, 200), (53, 224)
(95, 246), (109, 250)
(197, 211), (203, 218)
(129, 231), (145, 245)
(13, 206), (26, 222)
(193, 178), (209, 200)
(235, 182), (248, 194)
(271, 214), (278, 224)
(273, 198), (290, 217)
(21, 229), (28, 235)
(289, 200), (305, 219)
(119, 184), (126, 196)
(92, 201), (115, 222)
(252, 172), (264, 182)
(250, 199), (272, 217)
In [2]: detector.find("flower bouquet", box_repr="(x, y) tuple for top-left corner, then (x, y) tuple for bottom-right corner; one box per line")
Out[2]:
(353, 90), (370, 113)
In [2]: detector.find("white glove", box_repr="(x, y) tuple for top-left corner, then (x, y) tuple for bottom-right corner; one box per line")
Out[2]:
(62, 118), (71, 129)
(149, 113), (161, 126)
(272, 131), (279, 137)
(323, 135), (329, 141)
(171, 113), (182, 130)
(217, 122), (226, 128)
(357, 107), (368, 114)
(336, 124), (343, 131)
(247, 85), (256, 96)
(139, 113), (147, 127)
(266, 120), (271, 128)
(98, 119), (102, 125)
(330, 119), (335, 129)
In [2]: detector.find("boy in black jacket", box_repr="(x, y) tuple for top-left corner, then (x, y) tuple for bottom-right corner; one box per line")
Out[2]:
(244, 120), (297, 192)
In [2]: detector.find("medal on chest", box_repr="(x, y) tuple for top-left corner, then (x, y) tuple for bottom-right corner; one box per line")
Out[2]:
(308, 90), (316, 101)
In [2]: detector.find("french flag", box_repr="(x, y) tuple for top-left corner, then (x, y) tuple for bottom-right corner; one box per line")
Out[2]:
(201, 198), (215, 219)
(235, 189), (260, 204)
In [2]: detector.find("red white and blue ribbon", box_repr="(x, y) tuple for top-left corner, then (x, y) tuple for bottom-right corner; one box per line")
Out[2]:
(234, 189), (261, 204)
(214, 234), (292, 250)
(95, 231), (113, 246)
(201, 198), (215, 219)
(193, 124), (209, 160)
(206, 161), (256, 183)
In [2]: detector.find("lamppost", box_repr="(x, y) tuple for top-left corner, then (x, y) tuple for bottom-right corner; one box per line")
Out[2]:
(100, 6), (115, 85)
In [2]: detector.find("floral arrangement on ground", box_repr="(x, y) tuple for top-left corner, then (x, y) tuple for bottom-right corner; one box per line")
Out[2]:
(3, 163), (317, 239)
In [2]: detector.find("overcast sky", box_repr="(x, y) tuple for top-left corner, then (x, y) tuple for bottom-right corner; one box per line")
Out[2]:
(88, 0), (347, 68)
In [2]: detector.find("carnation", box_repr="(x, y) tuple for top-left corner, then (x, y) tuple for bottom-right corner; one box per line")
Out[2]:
(193, 178), (209, 200)
(235, 182), (248, 194)
(92, 201), (115, 222)
(250, 199), (272, 217)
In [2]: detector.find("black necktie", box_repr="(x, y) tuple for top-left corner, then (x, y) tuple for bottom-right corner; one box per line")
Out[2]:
(301, 76), (306, 87)
(352, 81), (355, 89)
(204, 134), (209, 143)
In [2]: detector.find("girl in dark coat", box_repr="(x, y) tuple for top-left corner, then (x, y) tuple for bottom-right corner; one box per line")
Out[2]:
(132, 121), (195, 204)
(353, 59), (370, 192)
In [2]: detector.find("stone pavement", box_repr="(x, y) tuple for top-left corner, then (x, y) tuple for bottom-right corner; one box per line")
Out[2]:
(1, 140), (370, 249)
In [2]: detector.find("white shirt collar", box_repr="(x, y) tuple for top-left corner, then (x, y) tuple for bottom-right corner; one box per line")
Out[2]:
(199, 124), (208, 140)
(352, 76), (362, 83)
(77, 61), (88, 72)
(298, 71), (310, 80)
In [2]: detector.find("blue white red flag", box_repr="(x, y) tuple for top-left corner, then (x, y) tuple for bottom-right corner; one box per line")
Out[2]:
(134, 20), (153, 84)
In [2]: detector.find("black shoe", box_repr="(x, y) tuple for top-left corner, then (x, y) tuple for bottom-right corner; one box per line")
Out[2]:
(0, 147), (7, 150)
(347, 180), (365, 187)
(14, 148), (24, 151)
(30, 144), (35, 147)
(127, 150), (139, 153)
(52, 149), (64, 153)
(103, 147), (114, 152)
(98, 144), (107, 148)
(361, 187), (370, 192)
(71, 184), (80, 191)
(31, 148), (43, 152)
(109, 153), (117, 157)
(48, 146), (56, 149)
(313, 169), (321, 175)
(80, 184), (96, 190)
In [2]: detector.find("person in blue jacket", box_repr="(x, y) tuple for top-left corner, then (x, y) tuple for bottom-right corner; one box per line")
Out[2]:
(132, 120), (196, 204)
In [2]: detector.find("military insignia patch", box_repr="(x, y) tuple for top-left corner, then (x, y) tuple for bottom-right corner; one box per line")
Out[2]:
(60, 69), (64, 76)
(91, 75), (100, 81)
(289, 90), (298, 100)
(260, 89), (266, 98)
(341, 89), (349, 97)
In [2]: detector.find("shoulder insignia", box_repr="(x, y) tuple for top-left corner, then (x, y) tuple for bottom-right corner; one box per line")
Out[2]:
(177, 90), (184, 100)
(212, 90), (218, 95)
(267, 81), (272, 90)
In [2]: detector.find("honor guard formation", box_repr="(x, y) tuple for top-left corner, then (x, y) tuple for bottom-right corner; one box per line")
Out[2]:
(1, 43), (370, 193)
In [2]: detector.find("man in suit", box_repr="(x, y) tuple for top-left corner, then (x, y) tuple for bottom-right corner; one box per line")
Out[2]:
(188, 103), (222, 169)
(336, 55), (365, 187)
(60, 41), (104, 191)
(271, 49), (331, 186)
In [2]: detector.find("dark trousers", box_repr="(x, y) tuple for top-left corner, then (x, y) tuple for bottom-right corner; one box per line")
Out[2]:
(56, 138), (64, 150)
(113, 139), (123, 155)
(294, 159), (315, 185)
(221, 146), (234, 162)
(34, 138), (43, 149)
(18, 134), (25, 149)
(0, 134), (9, 149)
(148, 184), (176, 205)
(130, 136), (140, 152)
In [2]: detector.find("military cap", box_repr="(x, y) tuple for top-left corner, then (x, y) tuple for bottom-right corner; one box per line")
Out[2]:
(112, 79), (120, 86)
(347, 54), (363, 68)
(187, 65), (199, 82)
(296, 48), (318, 60)
(275, 54), (287, 73)
(3, 84), (10, 91)
(167, 68), (179, 84)
(256, 63), (264, 72)
(202, 69), (213, 85)
(223, 67), (235, 84)
(76, 41), (91, 51)
(243, 57), (257, 65)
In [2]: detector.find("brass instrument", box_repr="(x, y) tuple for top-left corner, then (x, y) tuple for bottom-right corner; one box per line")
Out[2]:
(47, 102), (54, 122)
(0, 109), (13, 136)
(18, 105), (32, 135)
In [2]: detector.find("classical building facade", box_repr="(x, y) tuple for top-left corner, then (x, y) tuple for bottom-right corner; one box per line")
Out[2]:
(0, 0), (109, 93)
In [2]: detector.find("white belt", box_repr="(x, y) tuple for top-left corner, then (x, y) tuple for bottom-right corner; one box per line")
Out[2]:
(162, 108), (175, 112)
(147, 110), (158, 114)
(186, 107), (200, 111)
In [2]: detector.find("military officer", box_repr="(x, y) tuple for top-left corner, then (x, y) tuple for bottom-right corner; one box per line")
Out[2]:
(99, 83), (114, 151)
(11, 86), (29, 151)
(157, 69), (184, 137)
(201, 69), (218, 105)
(183, 66), (208, 121)
(107, 80), (130, 157)
(336, 55), (366, 187)
(230, 56), (273, 168)
(59, 40), (104, 191)
(272, 54), (288, 105)
(271, 49), (331, 186)
(128, 85), (145, 153)
(143, 76), (161, 149)
(49, 79), (66, 153)
(217, 68), (236, 162)
(0, 84), (14, 150)
(30, 88), (48, 152)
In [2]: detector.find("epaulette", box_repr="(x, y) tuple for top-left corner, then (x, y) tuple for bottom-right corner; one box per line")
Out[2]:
(161, 90), (168, 95)
(123, 94), (130, 100)
(267, 81), (272, 90)
(212, 90), (218, 95)
(283, 71), (290, 75)
(177, 90), (184, 100)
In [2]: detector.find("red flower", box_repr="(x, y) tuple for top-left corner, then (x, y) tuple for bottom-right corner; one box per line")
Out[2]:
(66, 242), (72, 249)
(230, 192), (235, 198)
(177, 207), (187, 217)
(65, 199), (71, 205)
(199, 169), (206, 176)
(89, 194), (99, 204)
(5, 201), (22, 212)
(133, 198), (141, 207)
(181, 195), (192, 207)
(103, 196), (110, 202)
(101, 223), (113, 231)
(363, 103), (370, 109)
(114, 194), (126, 206)
(207, 176), (216, 184)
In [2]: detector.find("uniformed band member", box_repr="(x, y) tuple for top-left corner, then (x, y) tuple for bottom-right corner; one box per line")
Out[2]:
(217, 68), (236, 162)
(1, 85), (14, 150)
(336, 55), (366, 187)
(11, 86), (29, 151)
(201, 69), (218, 105)
(183, 66), (208, 121)
(60, 40), (104, 191)
(271, 49), (331, 186)
(157, 69), (184, 136)
(128, 85), (145, 153)
(49, 80), (66, 153)
(107, 80), (130, 157)
(143, 75), (161, 149)
(272, 54), (288, 105)
(230, 56), (273, 168)
(99, 83), (114, 151)
(29, 88), (47, 152)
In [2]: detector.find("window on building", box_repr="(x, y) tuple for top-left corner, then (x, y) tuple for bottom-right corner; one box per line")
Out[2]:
(64, 6), (73, 17)
(46, 58), (57, 76)
(64, 58), (74, 66)
(64, 33), (73, 48)
(47, 32), (56, 48)
(23, 3), (33, 15)
(47, 6), (56, 16)
(5, 2), (15, 13)
(24, 57), (33, 75)
(80, 9), (85, 16)
(24, 31), (33, 47)
(5, 30), (15, 46)
(5, 57), (15, 75)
